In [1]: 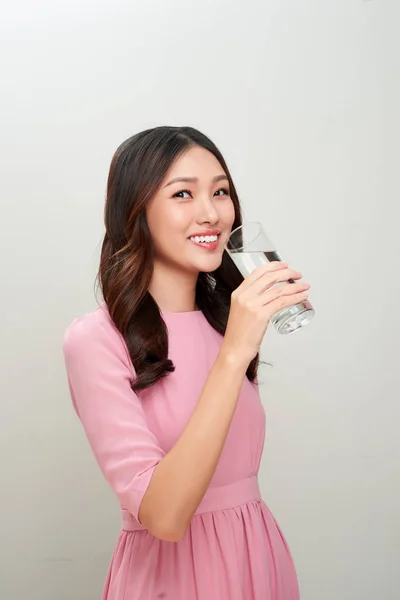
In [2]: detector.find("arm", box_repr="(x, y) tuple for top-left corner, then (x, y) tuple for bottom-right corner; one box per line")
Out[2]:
(63, 310), (248, 543)
(139, 349), (248, 541)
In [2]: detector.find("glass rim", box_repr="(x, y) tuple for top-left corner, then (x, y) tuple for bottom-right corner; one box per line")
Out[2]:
(226, 221), (263, 252)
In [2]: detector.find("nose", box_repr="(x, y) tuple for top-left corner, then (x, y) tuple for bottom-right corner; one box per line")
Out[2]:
(195, 195), (219, 225)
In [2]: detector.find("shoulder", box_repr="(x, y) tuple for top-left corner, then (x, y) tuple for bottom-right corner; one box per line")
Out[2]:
(63, 303), (111, 347)
(63, 303), (131, 368)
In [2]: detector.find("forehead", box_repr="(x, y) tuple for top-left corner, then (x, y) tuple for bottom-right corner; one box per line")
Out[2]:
(166, 146), (224, 179)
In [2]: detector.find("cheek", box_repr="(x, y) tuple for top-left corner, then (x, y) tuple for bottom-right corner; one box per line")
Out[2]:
(223, 199), (236, 226)
(162, 209), (191, 237)
(148, 203), (186, 234)
(147, 205), (190, 252)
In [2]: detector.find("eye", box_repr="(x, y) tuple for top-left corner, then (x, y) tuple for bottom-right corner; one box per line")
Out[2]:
(173, 189), (192, 199)
(214, 187), (230, 197)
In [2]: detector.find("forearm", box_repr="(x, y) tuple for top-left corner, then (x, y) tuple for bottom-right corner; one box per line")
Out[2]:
(139, 348), (248, 541)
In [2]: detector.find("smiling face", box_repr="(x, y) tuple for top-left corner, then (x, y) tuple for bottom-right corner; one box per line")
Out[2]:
(146, 146), (236, 277)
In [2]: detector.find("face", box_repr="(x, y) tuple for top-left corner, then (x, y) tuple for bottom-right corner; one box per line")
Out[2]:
(146, 146), (236, 275)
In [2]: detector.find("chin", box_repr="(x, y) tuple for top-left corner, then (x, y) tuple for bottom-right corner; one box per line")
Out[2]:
(191, 256), (223, 274)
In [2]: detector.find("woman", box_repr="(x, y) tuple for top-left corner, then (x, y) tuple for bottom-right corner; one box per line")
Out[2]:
(63, 126), (309, 599)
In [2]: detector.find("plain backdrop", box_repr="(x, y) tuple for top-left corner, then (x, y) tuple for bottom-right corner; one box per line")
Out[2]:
(1, 1), (399, 599)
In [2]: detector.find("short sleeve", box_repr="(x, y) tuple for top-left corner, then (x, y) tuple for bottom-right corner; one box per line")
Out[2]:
(62, 308), (165, 522)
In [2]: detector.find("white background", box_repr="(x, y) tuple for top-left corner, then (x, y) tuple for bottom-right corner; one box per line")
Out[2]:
(1, 1), (399, 599)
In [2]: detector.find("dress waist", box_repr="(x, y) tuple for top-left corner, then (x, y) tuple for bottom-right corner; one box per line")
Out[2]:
(121, 475), (261, 532)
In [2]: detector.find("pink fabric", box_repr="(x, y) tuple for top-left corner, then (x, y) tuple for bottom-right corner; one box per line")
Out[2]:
(63, 304), (300, 600)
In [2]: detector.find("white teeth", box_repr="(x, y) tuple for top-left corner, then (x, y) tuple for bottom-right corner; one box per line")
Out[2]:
(190, 234), (218, 243)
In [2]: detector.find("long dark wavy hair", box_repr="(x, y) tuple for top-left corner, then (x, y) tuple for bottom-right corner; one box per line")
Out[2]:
(97, 126), (260, 392)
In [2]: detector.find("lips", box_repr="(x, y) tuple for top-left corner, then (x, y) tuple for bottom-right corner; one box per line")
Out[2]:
(187, 229), (221, 238)
(188, 233), (220, 251)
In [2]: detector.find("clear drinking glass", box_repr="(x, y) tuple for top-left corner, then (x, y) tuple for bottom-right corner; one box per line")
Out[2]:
(226, 222), (315, 335)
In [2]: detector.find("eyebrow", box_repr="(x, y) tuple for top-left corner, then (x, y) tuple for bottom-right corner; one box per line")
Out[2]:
(163, 174), (229, 188)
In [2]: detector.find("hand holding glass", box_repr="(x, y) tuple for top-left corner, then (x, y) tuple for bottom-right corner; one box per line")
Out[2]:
(226, 222), (315, 335)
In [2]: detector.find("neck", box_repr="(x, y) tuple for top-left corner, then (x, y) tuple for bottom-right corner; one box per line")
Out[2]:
(148, 262), (199, 313)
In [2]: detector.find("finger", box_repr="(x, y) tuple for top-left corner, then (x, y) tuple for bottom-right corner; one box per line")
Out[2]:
(239, 261), (289, 291)
(268, 290), (310, 314)
(251, 268), (303, 295)
(262, 283), (310, 307)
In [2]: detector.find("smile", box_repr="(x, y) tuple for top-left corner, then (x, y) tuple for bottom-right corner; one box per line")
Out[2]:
(188, 233), (220, 251)
(189, 235), (218, 243)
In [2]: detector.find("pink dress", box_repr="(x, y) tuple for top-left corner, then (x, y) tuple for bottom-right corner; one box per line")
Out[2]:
(63, 303), (299, 600)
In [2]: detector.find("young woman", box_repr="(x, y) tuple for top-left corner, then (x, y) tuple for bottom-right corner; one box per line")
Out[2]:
(63, 126), (309, 599)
